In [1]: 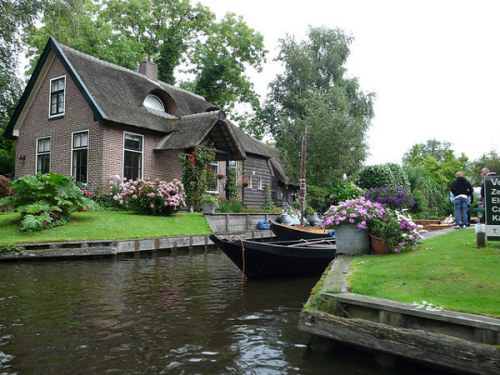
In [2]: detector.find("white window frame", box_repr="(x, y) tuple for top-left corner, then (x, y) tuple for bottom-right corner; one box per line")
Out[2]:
(206, 161), (219, 194)
(48, 75), (66, 118)
(71, 130), (89, 184)
(123, 131), (144, 180)
(36, 136), (51, 174)
(250, 176), (262, 190)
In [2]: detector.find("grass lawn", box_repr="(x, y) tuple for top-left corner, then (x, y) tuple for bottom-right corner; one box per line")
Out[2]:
(348, 229), (500, 317)
(0, 211), (211, 245)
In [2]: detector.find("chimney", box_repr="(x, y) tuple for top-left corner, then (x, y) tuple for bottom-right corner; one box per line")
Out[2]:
(139, 60), (158, 81)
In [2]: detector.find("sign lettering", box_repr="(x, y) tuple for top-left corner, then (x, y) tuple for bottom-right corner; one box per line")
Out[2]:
(485, 176), (500, 241)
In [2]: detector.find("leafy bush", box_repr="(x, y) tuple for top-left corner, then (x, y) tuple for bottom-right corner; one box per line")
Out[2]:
(113, 178), (185, 216)
(0, 173), (89, 231)
(0, 175), (13, 212)
(307, 181), (362, 214)
(357, 163), (410, 190)
(405, 167), (450, 218)
(226, 167), (238, 200)
(178, 143), (216, 211)
(365, 186), (415, 210)
(216, 199), (244, 213)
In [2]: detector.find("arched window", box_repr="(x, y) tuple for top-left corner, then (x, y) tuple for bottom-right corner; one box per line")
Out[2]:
(143, 95), (165, 111)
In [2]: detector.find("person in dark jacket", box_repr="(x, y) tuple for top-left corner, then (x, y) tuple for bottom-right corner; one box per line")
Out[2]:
(450, 172), (474, 228)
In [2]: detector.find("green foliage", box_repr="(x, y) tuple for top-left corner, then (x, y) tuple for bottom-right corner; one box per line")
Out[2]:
(258, 26), (374, 183)
(405, 167), (449, 218)
(226, 167), (238, 200)
(0, 244), (21, 254)
(357, 163), (410, 190)
(305, 180), (362, 214)
(401, 140), (467, 218)
(0, 173), (89, 231)
(23, 0), (265, 112)
(465, 150), (500, 186)
(178, 143), (216, 211)
(216, 199), (244, 213)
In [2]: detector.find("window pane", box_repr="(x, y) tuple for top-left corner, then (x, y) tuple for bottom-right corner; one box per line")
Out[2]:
(38, 138), (50, 153)
(124, 134), (142, 151)
(73, 132), (88, 148)
(37, 154), (50, 174)
(73, 149), (88, 183)
(252, 177), (260, 189)
(124, 150), (141, 180)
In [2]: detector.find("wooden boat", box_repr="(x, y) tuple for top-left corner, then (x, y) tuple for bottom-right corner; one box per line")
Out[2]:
(270, 221), (333, 241)
(209, 234), (336, 278)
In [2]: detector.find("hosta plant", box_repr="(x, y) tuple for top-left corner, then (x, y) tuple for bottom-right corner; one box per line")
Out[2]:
(0, 173), (89, 231)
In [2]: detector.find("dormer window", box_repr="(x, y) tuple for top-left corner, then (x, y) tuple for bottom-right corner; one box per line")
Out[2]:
(49, 76), (65, 117)
(143, 95), (165, 111)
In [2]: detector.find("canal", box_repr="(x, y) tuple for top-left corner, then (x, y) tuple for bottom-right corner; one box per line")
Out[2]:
(0, 248), (457, 374)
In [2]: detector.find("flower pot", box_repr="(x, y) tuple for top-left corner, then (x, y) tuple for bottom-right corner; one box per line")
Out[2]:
(201, 202), (218, 215)
(335, 224), (370, 255)
(369, 233), (391, 255)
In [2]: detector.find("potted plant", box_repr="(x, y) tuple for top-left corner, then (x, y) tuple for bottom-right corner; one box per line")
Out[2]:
(368, 210), (422, 254)
(201, 193), (219, 214)
(321, 197), (386, 255)
(241, 177), (250, 187)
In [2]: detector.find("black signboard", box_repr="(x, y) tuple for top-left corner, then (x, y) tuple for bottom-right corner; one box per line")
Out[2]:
(485, 175), (500, 241)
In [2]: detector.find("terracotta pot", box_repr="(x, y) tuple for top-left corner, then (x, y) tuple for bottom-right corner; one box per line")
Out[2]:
(369, 233), (391, 255)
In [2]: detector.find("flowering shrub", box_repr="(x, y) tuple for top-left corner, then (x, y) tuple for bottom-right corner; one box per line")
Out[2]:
(321, 197), (386, 229)
(369, 210), (422, 253)
(178, 143), (216, 211)
(114, 178), (185, 216)
(365, 186), (415, 210)
(0, 175), (13, 212)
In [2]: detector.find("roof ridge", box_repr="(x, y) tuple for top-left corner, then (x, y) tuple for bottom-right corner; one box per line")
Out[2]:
(179, 110), (222, 120)
(59, 43), (206, 101)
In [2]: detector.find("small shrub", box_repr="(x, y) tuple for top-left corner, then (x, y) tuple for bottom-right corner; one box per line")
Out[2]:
(365, 186), (415, 210)
(0, 173), (89, 231)
(217, 199), (244, 213)
(114, 178), (185, 216)
(0, 175), (13, 212)
(357, 163), (410, 190)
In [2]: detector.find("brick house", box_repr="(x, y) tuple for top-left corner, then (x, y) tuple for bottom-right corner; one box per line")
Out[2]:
(3, 38), (294, 208)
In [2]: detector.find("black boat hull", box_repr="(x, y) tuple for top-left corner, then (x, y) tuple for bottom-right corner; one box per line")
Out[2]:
(270, 222), (332, 241)
(209, 234), (336, 278)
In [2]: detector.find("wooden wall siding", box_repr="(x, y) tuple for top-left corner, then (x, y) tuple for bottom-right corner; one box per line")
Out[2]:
(243, 155), (273, 208)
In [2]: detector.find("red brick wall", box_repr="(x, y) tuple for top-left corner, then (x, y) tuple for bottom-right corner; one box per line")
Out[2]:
(15, 54), (103, 190)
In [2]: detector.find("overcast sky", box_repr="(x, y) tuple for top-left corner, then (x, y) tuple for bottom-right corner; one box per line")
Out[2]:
(202, 0), (500, 165)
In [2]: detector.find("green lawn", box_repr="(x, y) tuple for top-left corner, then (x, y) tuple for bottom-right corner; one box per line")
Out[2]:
(0, 211), (211, 245)
(348, 229), (500, 317)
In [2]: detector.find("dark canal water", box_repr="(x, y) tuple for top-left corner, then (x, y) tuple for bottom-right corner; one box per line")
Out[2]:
(0, 249), (458, 374)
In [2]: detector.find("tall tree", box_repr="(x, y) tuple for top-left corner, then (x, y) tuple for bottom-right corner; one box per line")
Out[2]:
(466, 150), (500, 186)
(23, 0), (266, 112)
(254, 26), (374, 184)
(1, 0), (48, 176)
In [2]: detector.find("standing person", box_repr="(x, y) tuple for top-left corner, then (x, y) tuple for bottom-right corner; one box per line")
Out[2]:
(451, 172), (474, 229)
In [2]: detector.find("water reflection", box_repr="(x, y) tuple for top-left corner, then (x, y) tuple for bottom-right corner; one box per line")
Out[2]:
(0, 250), (457, 374)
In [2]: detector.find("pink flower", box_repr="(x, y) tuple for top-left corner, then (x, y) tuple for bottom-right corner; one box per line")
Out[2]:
(150, 203), (155, 209)
(132, 194), (137, 199)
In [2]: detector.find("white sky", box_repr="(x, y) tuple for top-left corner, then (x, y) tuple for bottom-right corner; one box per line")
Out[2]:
(201, 0), (500, 165)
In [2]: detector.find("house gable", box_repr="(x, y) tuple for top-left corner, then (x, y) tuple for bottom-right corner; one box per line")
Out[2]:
(4, 37), (106, 139)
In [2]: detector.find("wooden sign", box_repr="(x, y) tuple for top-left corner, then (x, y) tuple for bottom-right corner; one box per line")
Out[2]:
(485, 175), (500, 241)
